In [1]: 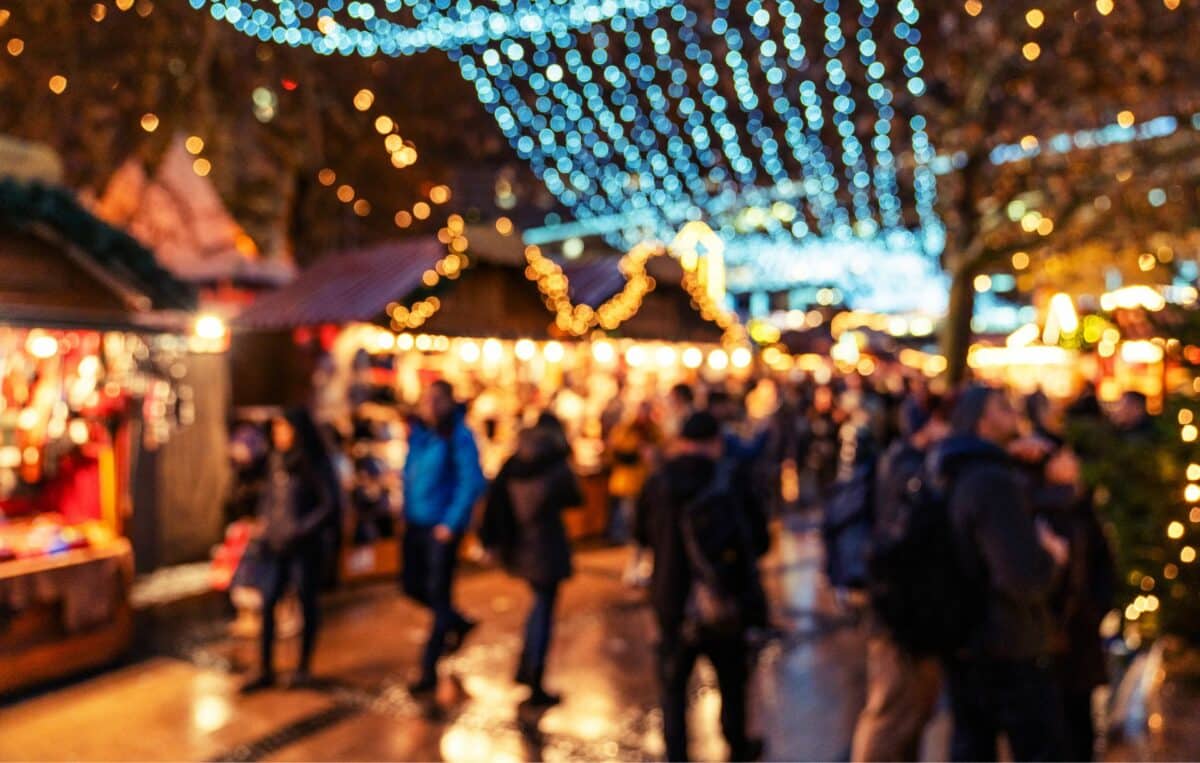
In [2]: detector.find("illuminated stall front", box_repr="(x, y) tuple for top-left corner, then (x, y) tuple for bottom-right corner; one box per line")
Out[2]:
(0, 177), (199, 693)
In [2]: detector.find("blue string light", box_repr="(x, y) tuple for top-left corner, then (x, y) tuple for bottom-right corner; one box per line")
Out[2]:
(188, 0), (944, 307)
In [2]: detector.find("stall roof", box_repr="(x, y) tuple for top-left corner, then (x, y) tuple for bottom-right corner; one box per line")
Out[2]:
(0, 178), (196, 314)
(234, 237), (445, 331)
(93, 135), (295, 287)
(563, 257), (629, 307)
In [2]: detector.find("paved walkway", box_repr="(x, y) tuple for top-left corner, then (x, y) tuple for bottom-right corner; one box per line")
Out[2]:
(0, 520), (914, 762)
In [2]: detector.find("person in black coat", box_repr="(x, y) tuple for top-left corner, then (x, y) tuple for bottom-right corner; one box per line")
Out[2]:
(481, 414), (582, 707)
(243, 408), (340, 692)
(635, 412), (766, 762)
(933, 386), (1069, 761)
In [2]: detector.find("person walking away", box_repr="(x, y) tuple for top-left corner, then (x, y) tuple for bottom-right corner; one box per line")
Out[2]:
(480, 414), (582, 707)
(636, 412), (766, 762)
(935, 385), (1069, 761)
(1032, 446), (1116, 760)
(606, 400), (661, 586)
(851, 400), (950, 761)
(242, 408), (340, 692)
(402, 380), (487, 696)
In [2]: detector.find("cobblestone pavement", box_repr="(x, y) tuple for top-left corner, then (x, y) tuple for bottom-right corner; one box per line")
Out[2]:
(0, 519), (913, 762)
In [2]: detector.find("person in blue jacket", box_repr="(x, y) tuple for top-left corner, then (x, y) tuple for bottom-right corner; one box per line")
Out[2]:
(402, 380), (487, 696)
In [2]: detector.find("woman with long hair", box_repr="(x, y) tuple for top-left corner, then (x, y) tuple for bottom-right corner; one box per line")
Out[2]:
(242, 407), (340, 692)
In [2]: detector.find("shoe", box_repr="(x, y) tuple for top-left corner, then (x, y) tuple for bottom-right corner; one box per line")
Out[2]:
(239, 673), (276, 694)
(443, 618), (478, 655)
(408, 677), (437, 697)
(525, 689), (561, 708)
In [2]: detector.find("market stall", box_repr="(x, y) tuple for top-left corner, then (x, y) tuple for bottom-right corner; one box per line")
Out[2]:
(0, 175), (197, 693)
(232, 227), (753, 579)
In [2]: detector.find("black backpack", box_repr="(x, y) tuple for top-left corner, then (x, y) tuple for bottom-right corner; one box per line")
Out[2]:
(866, 466), (983, 656)
(680, 461), (766, 641)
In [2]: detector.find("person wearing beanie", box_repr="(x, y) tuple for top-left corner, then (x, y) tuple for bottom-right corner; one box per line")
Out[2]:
(933, 385), (1068, 761)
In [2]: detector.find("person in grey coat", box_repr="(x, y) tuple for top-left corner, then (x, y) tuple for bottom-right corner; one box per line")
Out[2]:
(934, 385), (1070, 762)
(481, 414), (582, 706)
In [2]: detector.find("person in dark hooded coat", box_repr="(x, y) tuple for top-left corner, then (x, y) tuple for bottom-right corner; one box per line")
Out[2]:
(933, 385), (1069, 762)
(481, 414), (582, 706)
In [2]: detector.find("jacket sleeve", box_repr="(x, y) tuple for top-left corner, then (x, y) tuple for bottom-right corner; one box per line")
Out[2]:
(634, 474), (658, 548)
(443, 424), (487, 533)
(553, 463), (584, 511)
(968, 468), (1058, 600)
(478, 466), (512, 551)
(297, 463), (340, 540)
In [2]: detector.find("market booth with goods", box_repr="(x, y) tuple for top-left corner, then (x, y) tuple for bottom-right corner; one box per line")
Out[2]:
(0, 178), (198, 693)
(229, 221), (750, 583)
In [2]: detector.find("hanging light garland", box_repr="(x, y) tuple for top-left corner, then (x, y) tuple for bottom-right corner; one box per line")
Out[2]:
(387, 213), (471, 330)
(525, 242), (657, 336)
(188, 0), (676, 56)
(186, 0), (944, 304)
(524, 239), (744, 345)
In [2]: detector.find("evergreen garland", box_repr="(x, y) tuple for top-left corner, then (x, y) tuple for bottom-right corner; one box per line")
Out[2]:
(0, 178), (195, 310)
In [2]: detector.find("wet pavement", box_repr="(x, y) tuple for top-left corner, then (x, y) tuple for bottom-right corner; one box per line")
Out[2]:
(0, 518), (912, 762)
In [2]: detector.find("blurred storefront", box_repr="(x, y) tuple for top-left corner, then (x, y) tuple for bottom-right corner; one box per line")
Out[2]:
(0, 163), (220, 691)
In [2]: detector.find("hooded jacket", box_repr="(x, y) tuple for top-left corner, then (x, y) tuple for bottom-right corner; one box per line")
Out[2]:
(933, 434), (1058, 662)
(403, 407), (486, 533)
(483, 427), (581, 587)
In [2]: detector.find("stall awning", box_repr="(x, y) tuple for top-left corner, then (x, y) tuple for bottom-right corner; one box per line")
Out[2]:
(234, 238), (445, 331)
(563, 258), (628, 307)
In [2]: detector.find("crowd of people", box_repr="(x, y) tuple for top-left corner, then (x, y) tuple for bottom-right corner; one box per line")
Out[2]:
(230, 364), (1153, 762)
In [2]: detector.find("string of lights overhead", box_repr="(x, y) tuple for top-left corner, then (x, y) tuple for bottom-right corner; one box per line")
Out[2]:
(186, 0), (946, 309)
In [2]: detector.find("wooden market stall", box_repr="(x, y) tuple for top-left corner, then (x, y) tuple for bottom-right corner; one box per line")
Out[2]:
(0, 175), (197, 693)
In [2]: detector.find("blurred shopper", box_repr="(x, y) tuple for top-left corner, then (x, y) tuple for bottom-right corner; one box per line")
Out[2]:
(1113, 390), (1155, 438)
(662, 382), (697, 443)
(935, 385), (1068, 761)
(606, 400), (661, 586)
(804, 384), (840, 504)
(1033, 446), (1116, 761)
(852, 399), (950, 761)
(481, 414), (582, 707)
(401, 380), (487, 696)
(242, 408), (340, 692)
(636, 412), (766, 762)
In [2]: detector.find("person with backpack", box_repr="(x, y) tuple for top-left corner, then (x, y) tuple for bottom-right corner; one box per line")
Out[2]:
(852, 398), (950, 761)
(401, 380), (487, 697)
(241, 408), (341, 692)
(480, 414), (582, 707)
(934, 385), (1069, 762)
(635, 412), (766, 762)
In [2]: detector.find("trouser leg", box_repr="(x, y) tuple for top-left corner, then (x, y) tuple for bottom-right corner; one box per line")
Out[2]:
(295, 553), (321, 671)
(519, 582), (558, 689)
(706, 637), (752, 759)
(659, 638), (699, 762)
(258, 557), (290, 677)
(419, 534), (462, 681)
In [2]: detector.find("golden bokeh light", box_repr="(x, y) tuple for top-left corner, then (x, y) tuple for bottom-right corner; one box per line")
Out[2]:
(353, 88), (375, 111)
